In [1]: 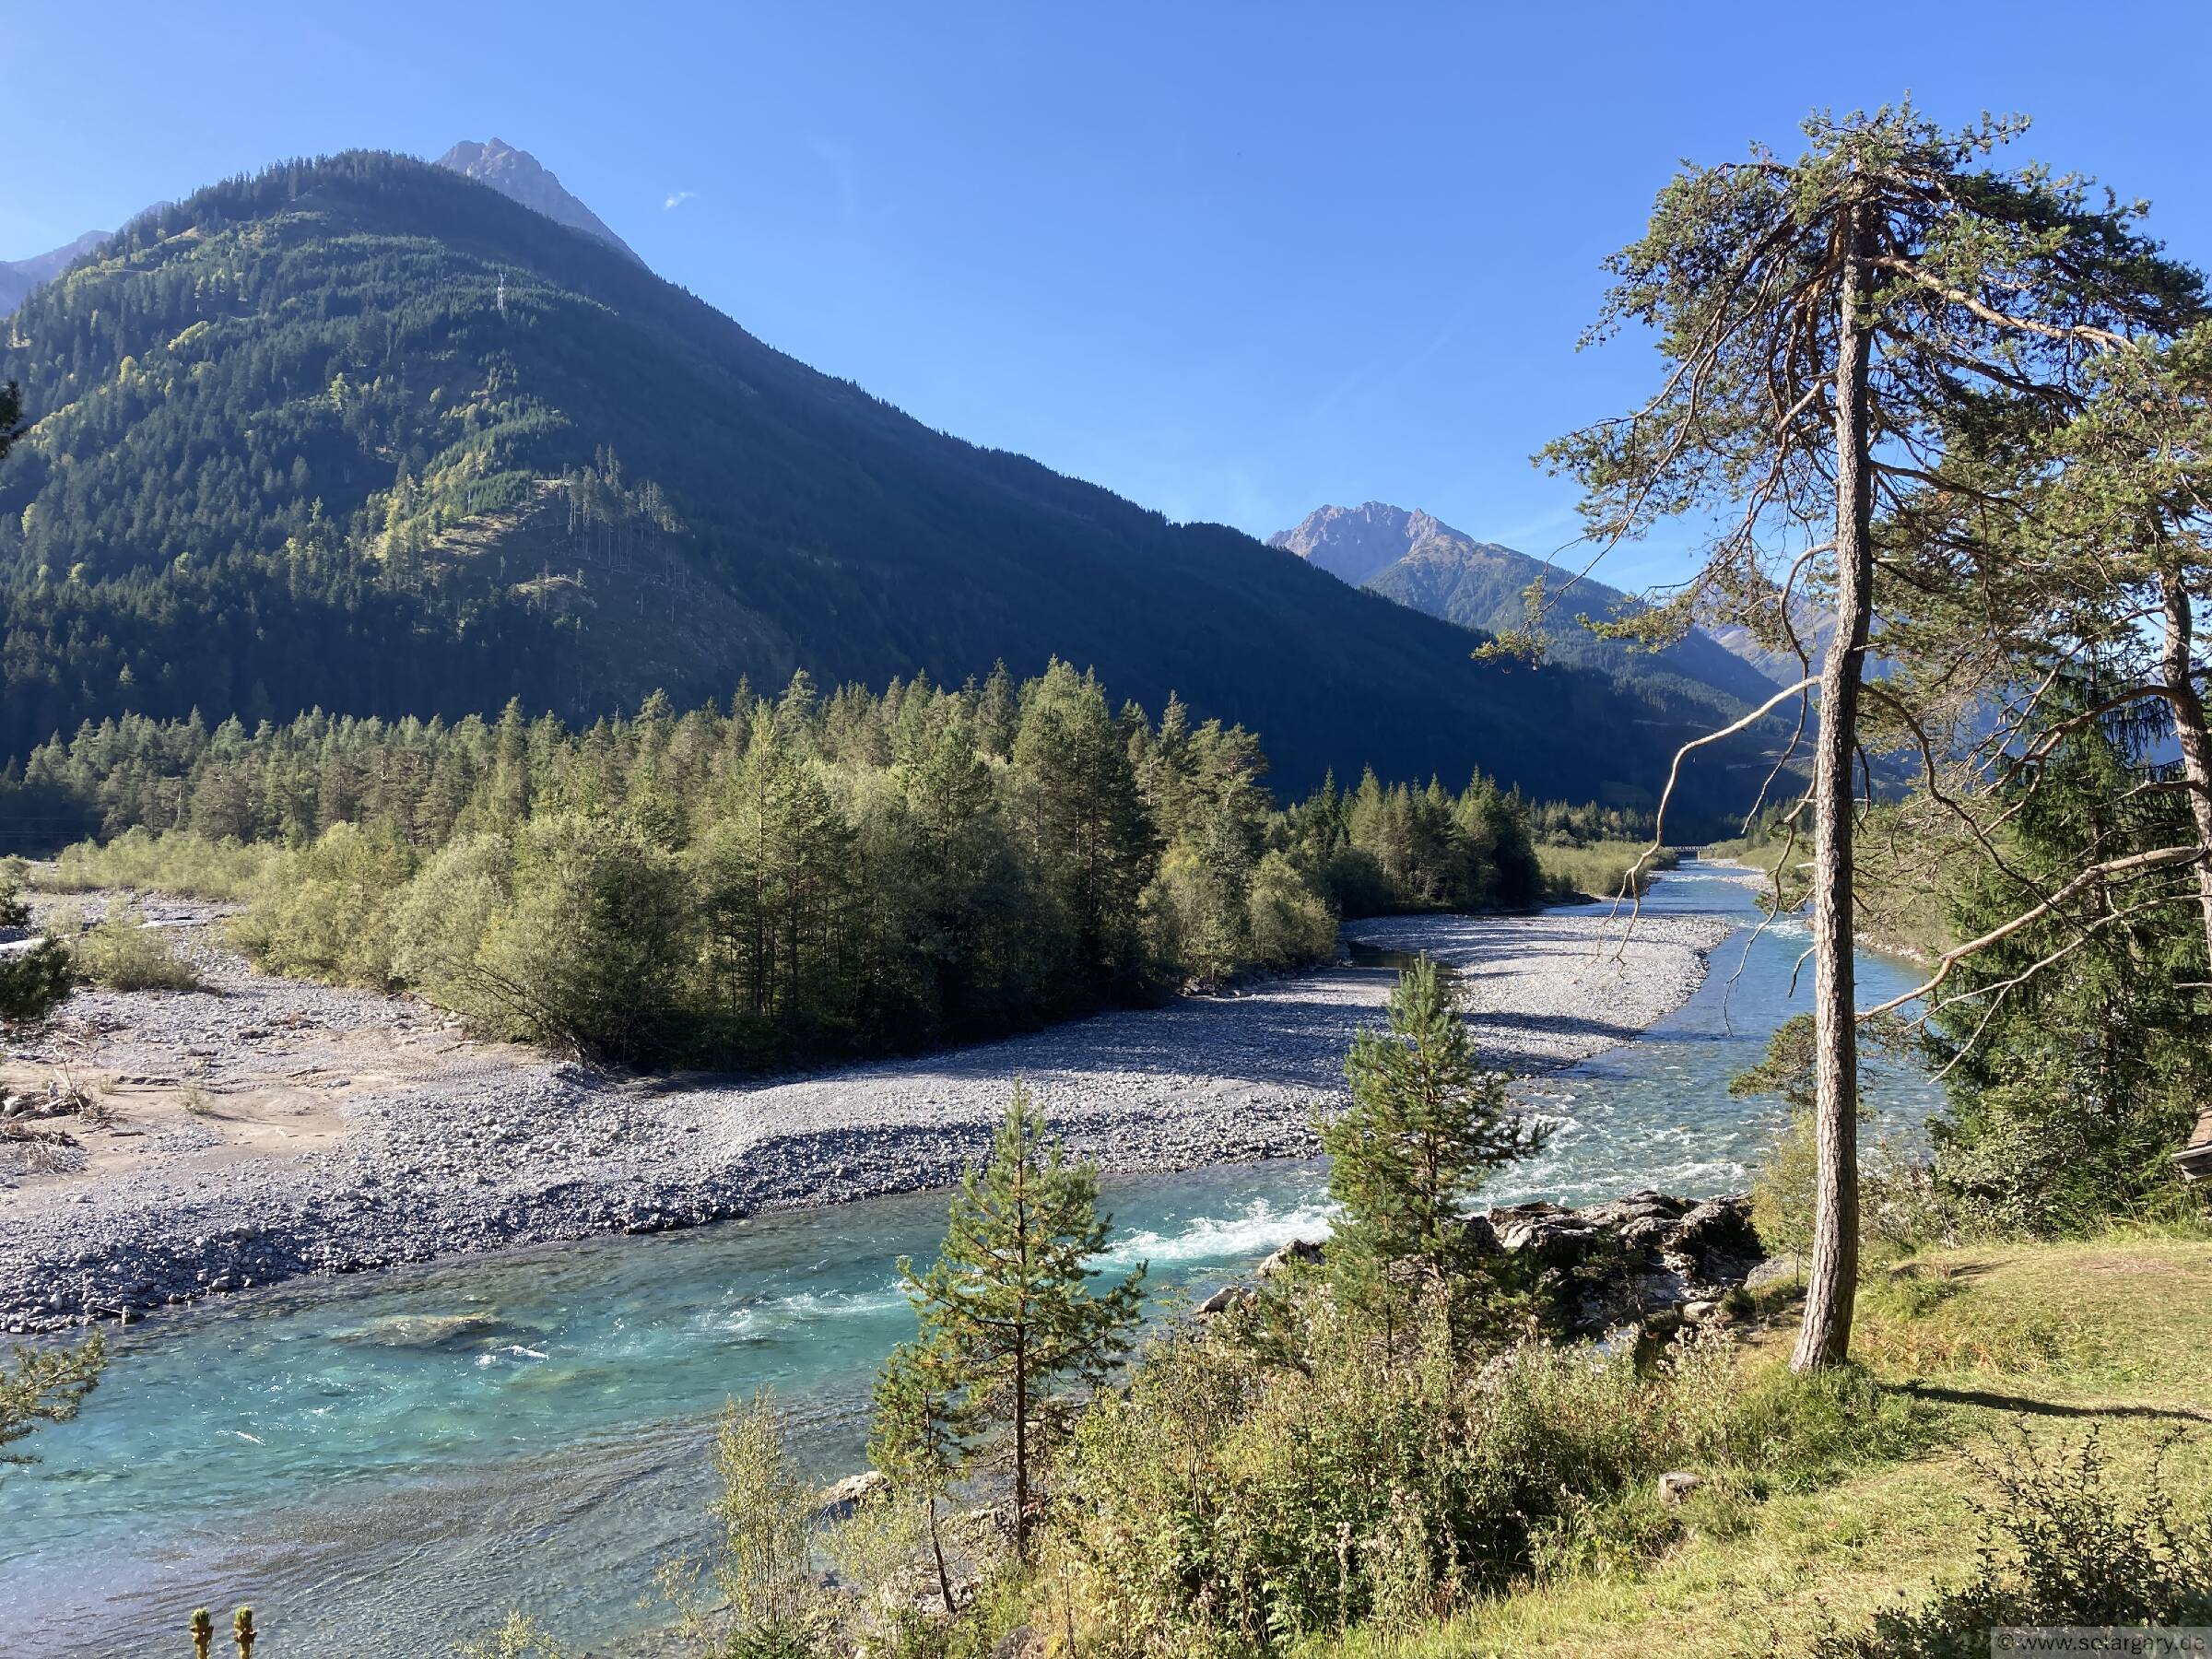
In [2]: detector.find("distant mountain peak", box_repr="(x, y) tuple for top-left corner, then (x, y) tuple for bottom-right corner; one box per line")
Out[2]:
(1267, 500), (1478, 587)
(1, 229), (114, 315)
(434, 137), (643, 266)
(1271, 499), (1794, 714)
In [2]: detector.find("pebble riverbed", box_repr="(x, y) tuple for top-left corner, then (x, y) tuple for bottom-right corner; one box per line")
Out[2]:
(0, 900), (1729, 1334)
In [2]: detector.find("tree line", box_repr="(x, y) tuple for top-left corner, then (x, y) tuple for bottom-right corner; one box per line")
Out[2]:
(6, 665), (1547, 1065)
(0, 146), (1776, 815)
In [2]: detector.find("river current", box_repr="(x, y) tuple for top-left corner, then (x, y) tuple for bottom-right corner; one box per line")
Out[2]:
(2, 863), (1940, 1654)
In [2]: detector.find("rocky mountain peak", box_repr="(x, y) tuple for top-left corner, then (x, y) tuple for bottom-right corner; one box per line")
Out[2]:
(1267, 500), (1476, 587)
(434, 137), (644, 266)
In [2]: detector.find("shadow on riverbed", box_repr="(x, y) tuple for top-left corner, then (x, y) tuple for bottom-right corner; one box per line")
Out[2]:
(712, 962), (1672, 1105)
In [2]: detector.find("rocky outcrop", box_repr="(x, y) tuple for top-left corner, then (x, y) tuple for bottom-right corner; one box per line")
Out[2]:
(1486, 1190), (1763, 1334)
(1256, 1238), (1324, 1277)
(1266, 501), (1462, 587)
(1193, 1189), (1768, 1337)
(813, 1469), (890, 1520)
(434, 138), (644, 265)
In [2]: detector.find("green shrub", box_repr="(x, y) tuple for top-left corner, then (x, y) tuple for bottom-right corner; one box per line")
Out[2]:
(234, 822), (417, 988)
(453, 1613), (569, 1659)
(1041, 1285), (1929, 1656)
(1243, 851), (1339, 970)
(1320, 845), (1394, 920)
(71, 901), (203, 992)
(41, 829), (275, 901)
(1142, 843), (1243, 985)
(655, 1392), (834, 1658)
(1817, 1429), (2212, 1656)
(1535, 841), (1679, 903)
(0, 860), (29, 929)
(0, 938), (76, 1026)
(1930, 1052), (2194, 1239)
(469, 812), (693, 1062)
(390, 833), (513, 1008)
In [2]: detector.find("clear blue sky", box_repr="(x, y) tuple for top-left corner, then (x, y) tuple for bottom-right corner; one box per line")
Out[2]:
(8, 1), (2209, 588)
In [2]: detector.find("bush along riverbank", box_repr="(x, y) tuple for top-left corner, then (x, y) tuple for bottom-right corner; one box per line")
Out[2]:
(412, 961), (1810, 1657)
(4, 668), (1574, 1073)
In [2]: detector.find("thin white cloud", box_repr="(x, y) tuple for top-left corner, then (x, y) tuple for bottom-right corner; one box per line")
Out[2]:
(664, 190), (696, 211)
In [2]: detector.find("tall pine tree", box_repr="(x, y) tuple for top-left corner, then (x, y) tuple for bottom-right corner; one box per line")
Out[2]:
(898, 1083), (1144, 1558)
(1321, 957), (1547, 1340)
(1544, 104), (2197, 1368)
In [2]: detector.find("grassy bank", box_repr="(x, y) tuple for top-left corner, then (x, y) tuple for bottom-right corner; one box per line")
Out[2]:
(1699, 832), (1789, 874)
(1301, 1229), (2212, 1658)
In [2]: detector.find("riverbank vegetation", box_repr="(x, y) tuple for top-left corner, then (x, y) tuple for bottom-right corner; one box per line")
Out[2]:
(0, 669), (1592, 1065)
(1534, 839), (1679, 902)
(0, 861), (75, 1024)
(600, 97), (2212, 1657)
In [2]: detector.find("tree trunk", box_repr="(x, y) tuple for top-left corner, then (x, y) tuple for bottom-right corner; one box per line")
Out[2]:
(2159, 568), (2212, 972)
(1012, 1333), (1030, 1559)
(928, 1492), (955, 1614)
(1793, 201), (1875, 1374)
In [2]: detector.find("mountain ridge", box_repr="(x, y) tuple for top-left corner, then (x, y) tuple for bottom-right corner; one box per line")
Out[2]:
(1271, 501), (1792, 717)
(1, 229), (113, 315)
(0, 150), (1767, 824)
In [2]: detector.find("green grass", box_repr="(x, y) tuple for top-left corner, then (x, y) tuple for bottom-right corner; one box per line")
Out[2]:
(1699, 832), (1791, 874)
(1297, 1230), (2212, 1658)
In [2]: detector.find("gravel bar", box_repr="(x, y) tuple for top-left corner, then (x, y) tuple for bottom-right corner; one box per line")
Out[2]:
(0, 901), (1730, 1333)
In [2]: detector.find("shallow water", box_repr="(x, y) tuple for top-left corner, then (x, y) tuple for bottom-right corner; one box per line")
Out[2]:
(3, 863), (1939, 1655)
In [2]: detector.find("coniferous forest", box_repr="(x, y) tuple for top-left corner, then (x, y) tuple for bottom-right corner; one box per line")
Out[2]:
(0, 151), (1774, 819)
(8, 663), (1547, 1065)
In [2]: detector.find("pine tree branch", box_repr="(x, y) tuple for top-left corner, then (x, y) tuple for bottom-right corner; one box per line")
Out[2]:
(1861, 843), (2206, 1018)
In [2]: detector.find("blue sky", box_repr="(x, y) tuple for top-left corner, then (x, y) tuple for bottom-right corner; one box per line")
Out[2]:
(8, 2), (2209, 588)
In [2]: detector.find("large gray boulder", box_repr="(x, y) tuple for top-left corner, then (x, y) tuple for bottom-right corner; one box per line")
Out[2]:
(1487, 1192), (1764, 1335)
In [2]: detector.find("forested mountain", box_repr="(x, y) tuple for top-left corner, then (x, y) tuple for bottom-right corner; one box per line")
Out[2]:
(0, 150), (1767, 822)
(1270, 502), (1793, 717)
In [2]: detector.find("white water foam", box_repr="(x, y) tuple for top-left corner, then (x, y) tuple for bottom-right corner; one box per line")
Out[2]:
(1100, 1196), (1339, 1271)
